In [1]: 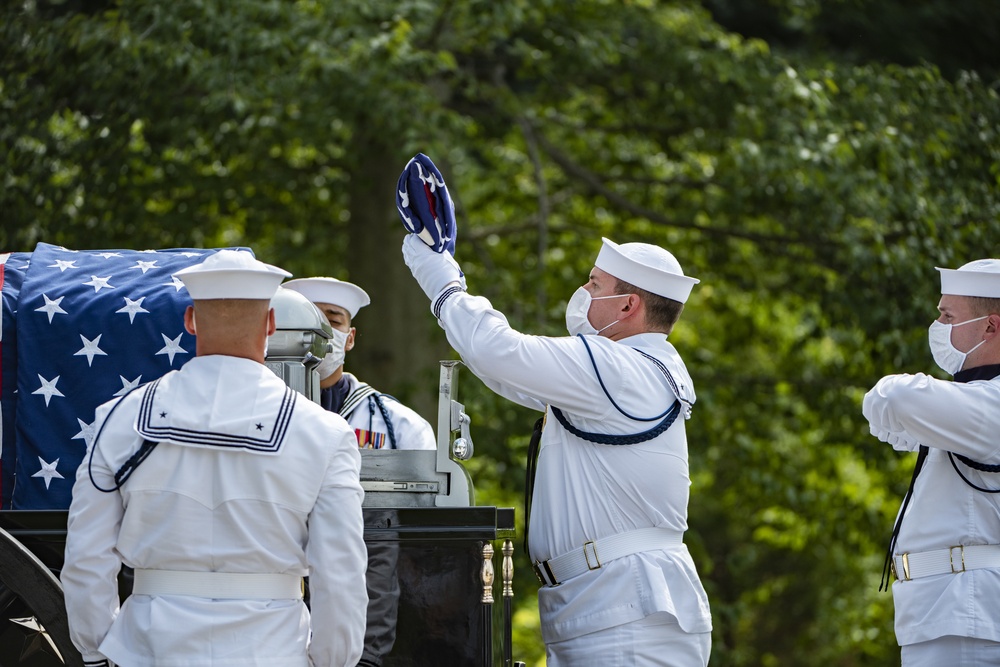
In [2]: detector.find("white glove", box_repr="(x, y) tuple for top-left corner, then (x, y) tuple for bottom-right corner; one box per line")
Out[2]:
(862, 375), (905, 433)
(402, 234), (466, 301)
(870, 426), (921, 452)
(862, 374), (921, 451)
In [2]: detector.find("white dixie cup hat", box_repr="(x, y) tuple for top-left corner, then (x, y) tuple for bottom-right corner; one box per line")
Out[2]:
(595, 238), (700, 303)
(173, 249), (291, 300)
(280, 277), (372, 318)
(937, 259), (1000, 298)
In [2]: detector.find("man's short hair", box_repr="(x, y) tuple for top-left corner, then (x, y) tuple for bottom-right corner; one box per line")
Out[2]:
(615, 278), (684, 333)
(969, 296), (1000, 317)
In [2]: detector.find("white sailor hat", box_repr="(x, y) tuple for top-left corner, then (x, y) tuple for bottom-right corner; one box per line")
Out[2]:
(937, 259), (1000, 298)
(595, 237), (699, 303)
(173, 250), (291, 300)
(281, 277), (372, 318)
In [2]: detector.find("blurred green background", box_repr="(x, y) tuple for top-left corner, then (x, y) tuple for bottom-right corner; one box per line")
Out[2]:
(4, 1), (1000, 664)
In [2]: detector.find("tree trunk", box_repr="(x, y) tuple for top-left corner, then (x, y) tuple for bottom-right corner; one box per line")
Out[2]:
(345, 136), (450, 424)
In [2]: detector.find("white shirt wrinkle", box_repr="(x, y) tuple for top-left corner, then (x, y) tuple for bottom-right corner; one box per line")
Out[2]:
(438, 291), (711, 643)
(863, 371), (1000, 645)
(61, 355), (368, 667)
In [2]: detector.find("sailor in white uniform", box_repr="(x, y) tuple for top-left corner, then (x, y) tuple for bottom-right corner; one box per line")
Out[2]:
(863, 259), (1000, 666)
(400, 223), (713, 664)
(61, 250), (368, 667)
(281, 277), (435, 451)
(282, 277), (431, 667)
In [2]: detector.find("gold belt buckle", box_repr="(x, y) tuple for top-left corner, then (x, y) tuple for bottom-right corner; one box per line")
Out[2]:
(583, 541), (601, 571)
(950, 545), (966, 574)
(901, 553), (911, 581)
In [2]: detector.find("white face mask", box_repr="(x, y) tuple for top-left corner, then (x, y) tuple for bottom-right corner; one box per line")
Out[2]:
(564, 287), (630, 336)
(316, 328), (350, 380)
(928, 315), (988, 375)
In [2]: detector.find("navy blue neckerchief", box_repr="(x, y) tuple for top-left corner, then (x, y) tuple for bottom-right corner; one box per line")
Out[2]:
(321, 375), (352, 413)
(523, 334), (684, 554)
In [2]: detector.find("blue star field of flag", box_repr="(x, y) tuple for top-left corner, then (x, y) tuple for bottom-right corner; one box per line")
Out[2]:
(2, 243), (247, 509)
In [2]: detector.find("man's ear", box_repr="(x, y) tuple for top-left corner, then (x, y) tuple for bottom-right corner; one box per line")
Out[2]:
(183, 306), (197, 335)
(985, 313), (1000, 338)
(267, 308), (277, 336)
(345, 327), (357, 353)
(620, 293), (641, 319)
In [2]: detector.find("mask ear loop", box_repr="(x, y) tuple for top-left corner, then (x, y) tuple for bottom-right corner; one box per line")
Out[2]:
(87, 385), (159, 493)
(952, 316), (991, 352)
(588, 293), (632, 336)
(954, 315), (990, 327)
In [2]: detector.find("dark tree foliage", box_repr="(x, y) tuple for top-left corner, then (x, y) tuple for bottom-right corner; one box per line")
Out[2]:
(3, 1), (999, 665)
(703, 0), (1000, 82)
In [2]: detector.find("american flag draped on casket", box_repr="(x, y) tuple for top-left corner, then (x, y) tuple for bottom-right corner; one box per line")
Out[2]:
(0, 242), (247, 509)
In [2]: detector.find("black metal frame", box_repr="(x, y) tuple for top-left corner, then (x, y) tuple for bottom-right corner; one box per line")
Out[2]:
(0, 521), (83, 666)
(1, 508), (516, 667)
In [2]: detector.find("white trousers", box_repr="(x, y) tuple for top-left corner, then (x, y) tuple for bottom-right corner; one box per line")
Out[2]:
(546, 612), (711, 667)
(902, 635), (1000, 666)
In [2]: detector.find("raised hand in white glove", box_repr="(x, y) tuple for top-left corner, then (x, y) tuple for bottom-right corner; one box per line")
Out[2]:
(402, 234), (466, 301)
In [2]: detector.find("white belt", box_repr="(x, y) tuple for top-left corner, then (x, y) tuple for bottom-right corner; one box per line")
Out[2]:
(133, 569), (304, 599)
(533, 527), (684, 587)
(892, 544), (1000, 582)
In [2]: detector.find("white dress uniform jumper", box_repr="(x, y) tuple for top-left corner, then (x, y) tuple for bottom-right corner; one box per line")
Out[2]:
(396, 155), (713, 665)
(865, 259), (1000, 661)
(62, 357), (369, 666)
(434, 291), (713, 657)
(325, 372), (435, 450)
(61, 251), (368, 667)
(868, 366), (1000, 647)
(281, 277), (436, 451)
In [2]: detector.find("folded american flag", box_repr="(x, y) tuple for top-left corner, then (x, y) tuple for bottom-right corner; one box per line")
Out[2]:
(3, 243), (246, 509)
(395, 153), (457, 255)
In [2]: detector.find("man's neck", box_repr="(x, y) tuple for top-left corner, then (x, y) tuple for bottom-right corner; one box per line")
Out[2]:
(320, 366), (346, 389)
(606, 323), (667, 341)
(196, 346), (264, 363)
(320, 375), (352, 413)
